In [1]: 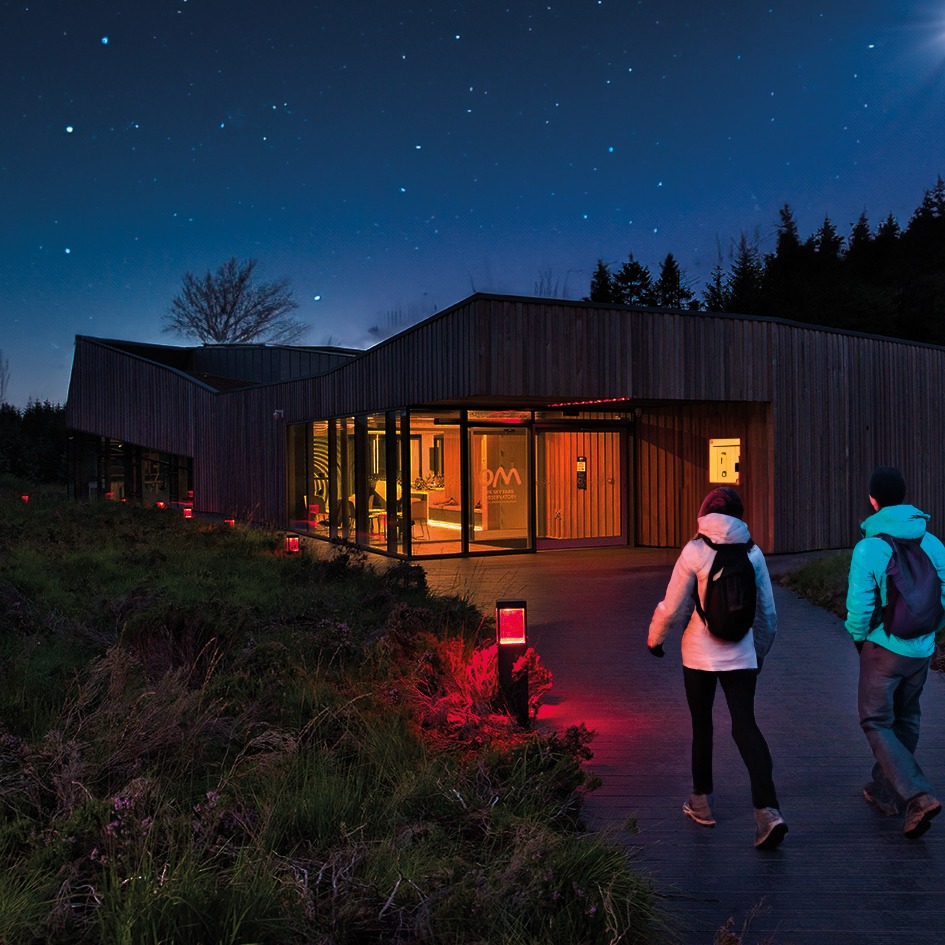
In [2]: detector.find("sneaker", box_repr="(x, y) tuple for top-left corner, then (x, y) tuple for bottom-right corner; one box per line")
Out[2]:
(904, 793), (942, 839)
(863, 785), (901, 817)
(754, 807), (788, 850)
(683, 793), (716, 827)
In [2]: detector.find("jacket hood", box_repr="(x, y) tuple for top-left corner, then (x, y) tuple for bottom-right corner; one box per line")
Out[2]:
(860, 503), (930, 540)
(697, 512), (751, 544)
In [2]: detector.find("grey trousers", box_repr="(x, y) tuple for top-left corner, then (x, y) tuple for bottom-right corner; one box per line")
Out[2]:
(858, 641), (935, 804)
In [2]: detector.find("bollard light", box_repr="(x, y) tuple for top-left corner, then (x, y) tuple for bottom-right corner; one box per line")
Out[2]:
(182, 506), (193, 519)
(496, 599), (529, 726)
(284, 532), (301, 554)
(497, 600), (527, 645)
(20, 495), (29, 503)
(156, 501), (166, 509)
(224, 518), (235, 527)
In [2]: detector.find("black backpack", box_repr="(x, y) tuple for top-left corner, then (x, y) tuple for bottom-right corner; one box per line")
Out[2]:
(693, 535), (757, 642)
(877, 534), (944, 639)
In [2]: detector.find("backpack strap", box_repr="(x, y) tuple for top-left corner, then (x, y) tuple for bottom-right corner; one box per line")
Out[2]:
(699, 533), (754, 552)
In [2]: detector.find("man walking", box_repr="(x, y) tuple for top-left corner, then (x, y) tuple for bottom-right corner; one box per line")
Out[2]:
(845, 466), (945, 838)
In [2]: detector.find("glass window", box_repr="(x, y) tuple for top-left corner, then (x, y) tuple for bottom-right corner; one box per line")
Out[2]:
(287, 421), (332, 536)
(468, 425), (531, 552)
(365, 413), (392, 551)
(334, 418), (356, 541)
(407, 412), (462, 556)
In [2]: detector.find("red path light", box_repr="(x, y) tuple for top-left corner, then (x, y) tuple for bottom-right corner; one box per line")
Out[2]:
(496, 599), (529, 726)
(20, 495), (29, 503)
(496, 600), (527, 645)
(284, 532), (301, 554)
(224, 518), (235, 527)
(182, 506), (193, 519)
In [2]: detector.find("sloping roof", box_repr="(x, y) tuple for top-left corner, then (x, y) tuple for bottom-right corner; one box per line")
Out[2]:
(75, 336), (361, 391)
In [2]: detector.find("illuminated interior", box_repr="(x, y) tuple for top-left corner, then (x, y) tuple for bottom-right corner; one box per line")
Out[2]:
(287, 407), (637, 557)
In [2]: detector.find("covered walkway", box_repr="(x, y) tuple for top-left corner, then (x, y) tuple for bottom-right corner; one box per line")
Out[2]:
(422, 547), (945, 944)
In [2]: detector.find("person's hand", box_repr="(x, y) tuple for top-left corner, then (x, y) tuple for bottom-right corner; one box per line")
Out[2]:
(854, 640), (864, 654)
(648, 643), (665, 658)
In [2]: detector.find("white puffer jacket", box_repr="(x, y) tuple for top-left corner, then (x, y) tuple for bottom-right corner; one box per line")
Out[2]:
(647, 512), (778, 671)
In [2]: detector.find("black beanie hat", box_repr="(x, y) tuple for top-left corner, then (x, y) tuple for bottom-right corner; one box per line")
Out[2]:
(869, 466), (906, 508)
(698, 486), (744, 519)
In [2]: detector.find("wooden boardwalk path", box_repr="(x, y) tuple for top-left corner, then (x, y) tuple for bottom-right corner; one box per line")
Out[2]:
(422, 547), (945, 945)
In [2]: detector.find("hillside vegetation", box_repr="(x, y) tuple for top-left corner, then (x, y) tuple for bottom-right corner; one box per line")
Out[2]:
(0, 490), (660, 945)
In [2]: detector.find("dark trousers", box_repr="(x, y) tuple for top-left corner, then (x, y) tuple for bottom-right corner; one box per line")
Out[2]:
(857, 642), (934, 803)
(683, 667), (779, 809)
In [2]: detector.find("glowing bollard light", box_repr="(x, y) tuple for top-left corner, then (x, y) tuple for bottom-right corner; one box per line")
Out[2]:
(496, 599), (529, 726)
(284, 532), (301, 554)
(156, 501), (166, 509)
(182, 506), (193, 520)
(20, 495), (29, 503)
(224, 518), (235, 527)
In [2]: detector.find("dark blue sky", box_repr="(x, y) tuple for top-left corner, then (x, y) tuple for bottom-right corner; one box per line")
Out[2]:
(2, 0), (944, 407)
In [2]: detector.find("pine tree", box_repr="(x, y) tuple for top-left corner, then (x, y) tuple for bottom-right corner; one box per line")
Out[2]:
(759, 205), (817, 320)
(726, 234), (764, 314)
(846, 211), (872, 262)
(900, 177), (945, 343)
(654, 253), (695, 309)
(774, 204), (801, 257)
(586, 259), (617, 303)
(702, 261), (729, 313)
(612, 253), (655, 306)
(813, 216), (844, 260)
(875, 213), (902, 244)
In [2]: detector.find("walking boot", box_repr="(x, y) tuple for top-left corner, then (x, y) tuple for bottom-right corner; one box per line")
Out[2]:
(682, 793), (716, 827)
(904, 793), (942, 839)
(754, 807), (788, 849)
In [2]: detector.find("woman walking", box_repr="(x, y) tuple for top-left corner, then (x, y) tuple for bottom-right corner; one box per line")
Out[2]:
(646, 486), (787, 850)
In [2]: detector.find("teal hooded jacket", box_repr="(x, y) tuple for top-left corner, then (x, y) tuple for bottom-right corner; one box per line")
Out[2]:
(845, 504), (945, 658)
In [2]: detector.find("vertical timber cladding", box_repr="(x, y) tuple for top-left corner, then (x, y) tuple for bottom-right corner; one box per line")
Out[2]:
(635, 402), (772, 551)
(538, 430), (622, 540)
(771, 325), (945, 554)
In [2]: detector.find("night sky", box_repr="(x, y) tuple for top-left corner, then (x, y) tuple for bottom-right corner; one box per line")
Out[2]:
(3, 1), (944, 407)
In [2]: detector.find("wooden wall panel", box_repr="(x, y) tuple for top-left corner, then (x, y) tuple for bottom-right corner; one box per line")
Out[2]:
(636, 403), (772, 551)
(538, 431), (621, 539)
(66, 338), (208, 458)
(771, 327), (945, 552)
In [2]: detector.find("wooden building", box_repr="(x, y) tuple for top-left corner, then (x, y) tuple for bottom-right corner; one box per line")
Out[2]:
(65, 293), (945, 558)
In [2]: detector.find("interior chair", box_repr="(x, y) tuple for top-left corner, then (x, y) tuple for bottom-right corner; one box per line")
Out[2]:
(410, 499), (430, 540)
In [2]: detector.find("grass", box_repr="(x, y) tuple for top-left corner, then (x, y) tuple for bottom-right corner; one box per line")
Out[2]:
(778, 552), (852, 619)
(0, 490), (662, 944)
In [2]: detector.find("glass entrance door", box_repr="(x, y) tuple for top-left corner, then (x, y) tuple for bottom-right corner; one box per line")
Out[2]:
(536, 429), (625, 547)
(467, 426), (531, 552)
